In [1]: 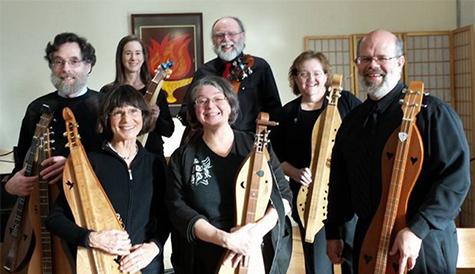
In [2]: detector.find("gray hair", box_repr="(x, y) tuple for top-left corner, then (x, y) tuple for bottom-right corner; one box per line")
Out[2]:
(186, 75), (240, 129)
(211, 16), (245, 37)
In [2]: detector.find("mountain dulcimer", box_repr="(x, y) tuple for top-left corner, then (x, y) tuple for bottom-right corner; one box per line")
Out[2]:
(359, 81), (425, 274)
(28, 105), (74, 274)
(62, 107), (140, 274)
(296, 74), (343, 243)
(137, 61), (173, 146)
(216, 112), (277, 274)
(3, 107), (54, 273)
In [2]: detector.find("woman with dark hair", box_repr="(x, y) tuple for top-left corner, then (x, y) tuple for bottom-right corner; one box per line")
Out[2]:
(101, 35), (174, 166)
(46, 85), (170, 274)
(166, 75), (293, 274)
(271, 51), (361, 274)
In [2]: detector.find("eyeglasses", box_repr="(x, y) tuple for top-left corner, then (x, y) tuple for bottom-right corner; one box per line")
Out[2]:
(355, 56), (400, 65)
(52, 58), (85, 68)
(195, 96), (228, 106)
(297, 70), (325, 79)
(109, 108), (142, 118)
(212, 32), (243, 40)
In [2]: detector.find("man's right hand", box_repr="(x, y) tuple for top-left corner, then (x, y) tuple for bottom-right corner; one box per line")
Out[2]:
(5, 166), (38, 197)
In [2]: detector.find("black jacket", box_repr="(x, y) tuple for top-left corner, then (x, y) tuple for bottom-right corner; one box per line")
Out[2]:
(46, 141), (170, 273)
(166, 130), (292, 274)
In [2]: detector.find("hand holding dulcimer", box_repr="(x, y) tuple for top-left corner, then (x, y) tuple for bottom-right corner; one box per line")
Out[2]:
(216, 112), (277, 274)
(359, 81), (425, 274)
(3, 107), (55, 273)
(28, 105), (74, 274)
(296, 74), (343, 243)
(62, 107), (141, 274)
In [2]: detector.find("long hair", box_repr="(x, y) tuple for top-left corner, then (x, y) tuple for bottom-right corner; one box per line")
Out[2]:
(112, 35), (151, 87)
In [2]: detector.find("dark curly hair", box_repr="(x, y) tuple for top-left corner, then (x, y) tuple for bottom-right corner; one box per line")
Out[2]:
(44, 32), (96, 72)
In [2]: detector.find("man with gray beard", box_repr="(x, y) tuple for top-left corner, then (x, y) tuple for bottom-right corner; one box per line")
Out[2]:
(325, 30), (470, 274)
(178, 16), (281, 133)
(5, 32), (103, 197)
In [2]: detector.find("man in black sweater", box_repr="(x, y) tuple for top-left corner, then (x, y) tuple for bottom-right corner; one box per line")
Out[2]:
(5, 32), (103, 197)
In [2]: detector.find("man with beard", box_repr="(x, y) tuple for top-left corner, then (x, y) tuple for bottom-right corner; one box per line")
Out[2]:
(177, 16), (281, 133)
(325, 30), (470, 274)
(5, 32), (103, 197)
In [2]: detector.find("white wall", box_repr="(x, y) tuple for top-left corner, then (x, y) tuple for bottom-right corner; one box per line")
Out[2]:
(0, 0), (457, 156)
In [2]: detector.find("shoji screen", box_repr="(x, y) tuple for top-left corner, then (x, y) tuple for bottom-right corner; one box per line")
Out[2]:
(305, 36), (354, 93)
(305, 26), (475, 227)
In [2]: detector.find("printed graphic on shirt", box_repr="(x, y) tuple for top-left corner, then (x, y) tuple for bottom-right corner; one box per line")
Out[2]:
(191, 157), (213, 187)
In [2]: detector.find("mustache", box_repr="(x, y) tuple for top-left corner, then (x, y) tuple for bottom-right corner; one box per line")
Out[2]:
(364, 68), (386, 76)
(59, 73), (76, 78)
(219, 41), (234, 47)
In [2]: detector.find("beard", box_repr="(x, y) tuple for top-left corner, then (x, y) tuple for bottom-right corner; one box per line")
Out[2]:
(213, 39), (245, 62)
(358, 68), (400, 100)
(51, 72), (88, 96)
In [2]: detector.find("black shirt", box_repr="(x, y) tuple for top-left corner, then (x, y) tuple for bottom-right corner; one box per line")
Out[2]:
(13, 89), (103, 174)
(325, 82), (470, 241)
(100, 85), (175, 165)
(272, 91), (361, 197)
(178, 54), (282, 132)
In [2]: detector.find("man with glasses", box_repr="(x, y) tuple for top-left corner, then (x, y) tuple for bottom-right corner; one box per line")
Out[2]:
(178, 16), (281, 134)
(325, 29), (470, 274)
(5, 32), (103, 197)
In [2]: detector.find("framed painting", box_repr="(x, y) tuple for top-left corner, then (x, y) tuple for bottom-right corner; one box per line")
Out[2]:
(131, 13), (204, 116)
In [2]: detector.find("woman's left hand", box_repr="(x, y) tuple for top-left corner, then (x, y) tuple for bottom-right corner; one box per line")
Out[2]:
(119, 242), (160, 273)
(150, 105), (160, 120)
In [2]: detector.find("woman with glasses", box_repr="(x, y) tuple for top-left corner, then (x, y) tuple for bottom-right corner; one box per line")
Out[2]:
(47, 85), (170, 274)
(166, 75), (293, 274)
(271, 51), (361, 274)
(101, 35), (174, 168)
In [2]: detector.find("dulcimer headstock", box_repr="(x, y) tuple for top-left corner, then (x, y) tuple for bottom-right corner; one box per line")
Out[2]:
(326, 74), (343, 106)
(254, 112), (278, 153)
(151, 61), (173, 84)
(62, 107), (81, 149)
(37, 104), (55, 158)
(399, 81), (426, 122)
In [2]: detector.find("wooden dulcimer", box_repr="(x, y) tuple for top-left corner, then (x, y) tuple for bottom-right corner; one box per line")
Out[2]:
(28, 105), (74, 274)
(137, 61), (173, 146)
(62, 107), (140, 274)
(296, 74), (343, 243)
(216, 112), (277, 274)
(359, 81), (425, 274)
(3, 107), (54, 273)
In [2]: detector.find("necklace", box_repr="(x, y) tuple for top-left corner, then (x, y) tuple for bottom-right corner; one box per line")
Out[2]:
(107, 142), (138, 160)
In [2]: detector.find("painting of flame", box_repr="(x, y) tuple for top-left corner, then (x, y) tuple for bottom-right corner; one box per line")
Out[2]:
(132, 13), (203, 116)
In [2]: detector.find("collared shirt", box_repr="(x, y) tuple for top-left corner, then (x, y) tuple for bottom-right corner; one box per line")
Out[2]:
(325, 82), (470, 241)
